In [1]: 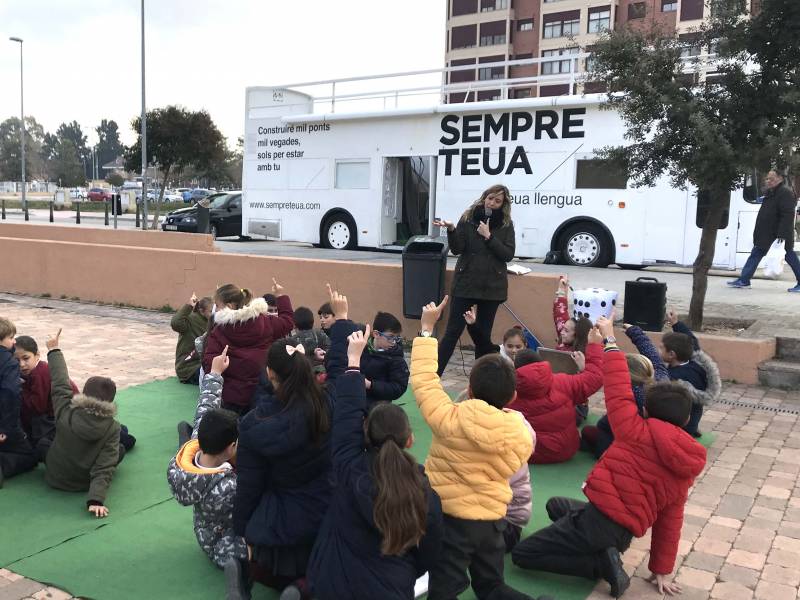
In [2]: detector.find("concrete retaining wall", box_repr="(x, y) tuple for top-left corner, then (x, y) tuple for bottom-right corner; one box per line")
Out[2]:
(0, 234), (774, 384)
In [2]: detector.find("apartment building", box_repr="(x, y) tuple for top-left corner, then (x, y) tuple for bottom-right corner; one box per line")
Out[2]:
(444, 0), (746, 101)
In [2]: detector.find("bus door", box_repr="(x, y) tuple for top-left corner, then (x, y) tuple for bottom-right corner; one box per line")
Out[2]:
(380, 156), (433, 247)
(642, 186), (689, 264)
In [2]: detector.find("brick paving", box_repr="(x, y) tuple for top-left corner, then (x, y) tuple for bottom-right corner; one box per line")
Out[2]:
(1, 292), (800, 600)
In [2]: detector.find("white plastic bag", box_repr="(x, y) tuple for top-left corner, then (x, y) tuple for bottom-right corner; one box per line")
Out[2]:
(763, 240), (785, 279)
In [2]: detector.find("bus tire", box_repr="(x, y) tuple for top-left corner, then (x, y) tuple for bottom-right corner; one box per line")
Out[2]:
(321, 212), (357, 250)
(559, 222), (611, 268)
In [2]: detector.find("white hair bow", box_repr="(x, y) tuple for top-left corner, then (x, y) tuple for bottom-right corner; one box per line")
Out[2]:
(285, 344), (306, 356)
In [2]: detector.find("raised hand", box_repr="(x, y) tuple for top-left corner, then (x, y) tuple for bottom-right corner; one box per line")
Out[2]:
(327, 283), (348, 320)
(558, 275), (569, 294)
(190, 292), (198, 307)
(421, 295), (449, 334)
(347, 325), (370, 366)
(46, 328), (62, 351)
(271, 278), (285, 296)
(477, 220), (491, 240)
(463, 304), (478, 326)
(596, 316), (614, 340)
(211, 345), (230, 376)
(588, 326), (603, 346)
(666, 308), (678, 326)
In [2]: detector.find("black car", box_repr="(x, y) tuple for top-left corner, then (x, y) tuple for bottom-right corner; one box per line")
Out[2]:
(162, 191), (244, 239)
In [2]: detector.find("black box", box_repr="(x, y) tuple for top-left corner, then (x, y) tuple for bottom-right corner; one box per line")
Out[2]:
(623, 277), (667, 331)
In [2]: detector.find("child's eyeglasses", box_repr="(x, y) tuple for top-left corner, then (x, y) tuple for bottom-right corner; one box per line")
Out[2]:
(377, 331), (402, 345)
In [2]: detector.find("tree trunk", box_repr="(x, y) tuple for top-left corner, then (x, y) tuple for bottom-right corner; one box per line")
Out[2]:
(688, 188), (730, 330)
(150, 165), (171, 230)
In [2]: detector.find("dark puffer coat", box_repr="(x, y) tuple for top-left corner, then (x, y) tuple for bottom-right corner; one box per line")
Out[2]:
(447, 207), (515, 301)
(754, 184), (797, 251)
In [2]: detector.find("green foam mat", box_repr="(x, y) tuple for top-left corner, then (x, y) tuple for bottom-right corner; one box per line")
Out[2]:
(1, 379), (715, 600)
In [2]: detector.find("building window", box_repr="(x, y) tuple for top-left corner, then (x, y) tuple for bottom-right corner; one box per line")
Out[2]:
(480, 0), (509, 11)
(451, 24), (477, 49)
(513, 88), (533, 98)
(543, 18), (579, 38)
(541, 47), (580, 74)
(661, 0), (678, 11)
(680, 0), (704, 21)
(628, 2), (646, 19)
(479, 20), (507, 46)
(517, 18), (534, 31)
(449, 58), (476, 84)
(588, 7), (611, 33)
(575, 159), (628, 189)
(679, 33), (702, 58)
(478, 65), (505, 80)
(452, 0), (478, 17)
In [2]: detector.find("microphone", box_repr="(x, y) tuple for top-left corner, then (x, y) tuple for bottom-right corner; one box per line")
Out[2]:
(484, 207), (492, 220)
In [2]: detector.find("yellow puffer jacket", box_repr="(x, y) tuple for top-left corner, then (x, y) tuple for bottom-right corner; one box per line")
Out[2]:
(410, 337), (533, 520)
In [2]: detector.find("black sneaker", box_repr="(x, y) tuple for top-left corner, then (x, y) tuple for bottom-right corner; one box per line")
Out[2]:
(224, 558), (251, 600)
(599, 547), (630, 598)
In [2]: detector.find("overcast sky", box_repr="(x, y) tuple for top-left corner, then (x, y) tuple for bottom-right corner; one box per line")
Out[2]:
(0, 0), (445, 148)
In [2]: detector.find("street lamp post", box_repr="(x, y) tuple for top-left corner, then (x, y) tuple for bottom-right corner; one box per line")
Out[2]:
(9, 37), (27, 221)
(141, 0), (148, 230)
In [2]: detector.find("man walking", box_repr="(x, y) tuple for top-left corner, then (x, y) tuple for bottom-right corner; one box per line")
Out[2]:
(728, 170), (800, 292)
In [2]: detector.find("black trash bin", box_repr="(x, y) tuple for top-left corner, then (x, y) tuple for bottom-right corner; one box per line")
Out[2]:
(196, 203), (210, 234)
(402, 235), (449, 319)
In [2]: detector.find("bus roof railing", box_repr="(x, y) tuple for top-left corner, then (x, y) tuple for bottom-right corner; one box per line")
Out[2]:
(263, 53), (722, 114)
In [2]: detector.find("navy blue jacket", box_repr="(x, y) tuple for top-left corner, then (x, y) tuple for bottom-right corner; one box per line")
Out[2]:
(233, 320), (350, 546)
(668, 322), (707, 392)
(0, 345), (24, 444)
(307, 371), (443, 600)
(328, 320), (409, 403)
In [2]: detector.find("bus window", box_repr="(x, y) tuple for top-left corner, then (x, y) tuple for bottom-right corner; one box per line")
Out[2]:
(695, 190), (730, 229)
(335, 161), (370, 189)
(575, 159), (628, 189)
(742, 172), (763, 203)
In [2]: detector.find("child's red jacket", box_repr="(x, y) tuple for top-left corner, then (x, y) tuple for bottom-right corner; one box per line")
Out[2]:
(583, 350), (707, 575)
(507, 343), (602, 464)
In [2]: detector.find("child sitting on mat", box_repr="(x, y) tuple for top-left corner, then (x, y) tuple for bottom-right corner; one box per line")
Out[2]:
(512, 317), (707, 598)
(14, 335), (79, 460)
(43, 329), (127, 518)
(168, 345), (249, 590)
(411, 296), (535, 600)
(307, 327), (443, 600)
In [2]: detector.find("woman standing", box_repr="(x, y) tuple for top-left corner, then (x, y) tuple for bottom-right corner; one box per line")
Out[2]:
(433, 184), (515, 375)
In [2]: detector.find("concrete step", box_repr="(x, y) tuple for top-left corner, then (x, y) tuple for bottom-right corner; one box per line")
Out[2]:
(758, 359), (800, 389)
(776, 336), (800, 361)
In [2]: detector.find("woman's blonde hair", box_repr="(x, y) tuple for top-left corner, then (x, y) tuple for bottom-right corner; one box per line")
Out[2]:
(626, 353), (655, 387)
(461, 184), (512, 227)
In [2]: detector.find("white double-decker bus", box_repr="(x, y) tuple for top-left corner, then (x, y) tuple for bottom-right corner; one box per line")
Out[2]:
(242, 59), (760, 269)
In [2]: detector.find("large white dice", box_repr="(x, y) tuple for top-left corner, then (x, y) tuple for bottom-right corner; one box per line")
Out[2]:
(572, 288), (618, 323)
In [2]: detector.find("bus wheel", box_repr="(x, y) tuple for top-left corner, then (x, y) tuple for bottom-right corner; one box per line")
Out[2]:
(321, 213), (357, 250)
(560, 223), (611, 268)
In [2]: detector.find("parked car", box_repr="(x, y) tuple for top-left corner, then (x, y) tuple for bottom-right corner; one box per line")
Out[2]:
(189, 188), (212, 202)
(174, 187), (192, 202)
(69, 188), (87, 200)
(87, 187), (112, 201)
(162, 191), (244, 239)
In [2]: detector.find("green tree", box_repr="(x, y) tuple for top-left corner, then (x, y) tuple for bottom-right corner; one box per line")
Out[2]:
(56, 121), (90, 179)
(95, 119), (123, 172)
(124, 106), (227, 228)
(105, 171), (125, 187)
(0, 116), (46, 181)
(589, 0), (800, 329)
(52, 139), (86, 187)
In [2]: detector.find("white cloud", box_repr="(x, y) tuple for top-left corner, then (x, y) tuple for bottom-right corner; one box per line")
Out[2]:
(0, 0), (445, 148)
